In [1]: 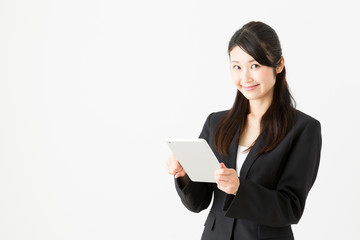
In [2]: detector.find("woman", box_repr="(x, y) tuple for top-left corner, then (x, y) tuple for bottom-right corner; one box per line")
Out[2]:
(165, 21), (322, 240)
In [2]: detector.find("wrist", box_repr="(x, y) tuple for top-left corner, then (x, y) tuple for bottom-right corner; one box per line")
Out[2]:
(232, 178), (240, 195)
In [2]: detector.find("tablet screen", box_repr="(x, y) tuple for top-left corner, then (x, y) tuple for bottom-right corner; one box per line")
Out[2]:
(166, 139), (220, 182)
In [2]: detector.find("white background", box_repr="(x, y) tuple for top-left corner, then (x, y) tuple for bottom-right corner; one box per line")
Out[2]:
(0, 0), (359, 239)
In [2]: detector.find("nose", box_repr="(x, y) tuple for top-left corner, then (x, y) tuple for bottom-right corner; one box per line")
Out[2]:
(240, 69), (252, 85)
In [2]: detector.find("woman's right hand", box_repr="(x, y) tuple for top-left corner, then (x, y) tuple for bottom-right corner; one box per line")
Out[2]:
(165, 154), (187, 178)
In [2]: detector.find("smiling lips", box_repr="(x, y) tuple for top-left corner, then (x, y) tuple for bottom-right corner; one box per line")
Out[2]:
(242, 84), (259, 91)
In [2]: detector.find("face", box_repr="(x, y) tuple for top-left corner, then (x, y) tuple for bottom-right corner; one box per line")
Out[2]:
(229, 46), (282, 104)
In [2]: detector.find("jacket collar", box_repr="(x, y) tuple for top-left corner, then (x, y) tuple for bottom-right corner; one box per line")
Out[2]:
(227, 127), (267, 179)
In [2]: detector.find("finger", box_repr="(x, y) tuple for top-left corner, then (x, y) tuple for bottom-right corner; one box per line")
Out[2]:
(215, 168), (229, 175)
(217, 181), (235, 193)
(215, 173), (220, 181)
(166, 158), (175, 175)
(170, 155), (185, 176)
(220, 162), (227, 169)
(216, 180), (230, 191)
(169, 155), (177, 172)
(217, 172), (238, 182)
(175, 169), (186, 178)
(169, 157), (180, 175)
(174, 163), (183, 172)
(173, 160), (183, 172)
(170, 155), (182, 171)
(165, 160), (171, 174)
(215, 169), (233, 176)
(217, 177), (231, 183)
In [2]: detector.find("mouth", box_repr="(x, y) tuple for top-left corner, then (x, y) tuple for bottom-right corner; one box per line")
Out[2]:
(242, 84), (259, 91)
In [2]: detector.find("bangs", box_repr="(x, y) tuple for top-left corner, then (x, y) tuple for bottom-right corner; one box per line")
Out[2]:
(228, 26), (278, 68)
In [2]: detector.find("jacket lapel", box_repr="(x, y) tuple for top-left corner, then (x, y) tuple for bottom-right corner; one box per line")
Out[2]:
(225, 124), (267, 178)
(227, 127), (240, 170)
(239, 131), (266, 179)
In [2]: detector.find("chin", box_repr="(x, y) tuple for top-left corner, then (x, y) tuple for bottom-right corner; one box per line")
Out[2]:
(240, 92), (257, 100)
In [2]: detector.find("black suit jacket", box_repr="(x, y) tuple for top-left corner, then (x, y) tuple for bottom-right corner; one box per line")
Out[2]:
(175, 110), (322, 240)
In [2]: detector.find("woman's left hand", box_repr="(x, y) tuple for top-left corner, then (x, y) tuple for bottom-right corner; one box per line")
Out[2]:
(215, 163), (240, 195)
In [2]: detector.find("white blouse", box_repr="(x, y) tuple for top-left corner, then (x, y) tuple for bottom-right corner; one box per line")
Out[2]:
(236, 146), (249, 175)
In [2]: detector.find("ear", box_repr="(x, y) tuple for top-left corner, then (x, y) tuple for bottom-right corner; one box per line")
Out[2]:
(276, 57), (285, 74)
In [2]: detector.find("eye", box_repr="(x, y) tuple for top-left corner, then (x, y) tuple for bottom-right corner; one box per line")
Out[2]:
(233, 65), (241, 70)
(251, 64), (260, 69)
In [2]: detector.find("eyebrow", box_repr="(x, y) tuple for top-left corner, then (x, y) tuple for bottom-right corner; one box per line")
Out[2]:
(231, 59), (256, 64)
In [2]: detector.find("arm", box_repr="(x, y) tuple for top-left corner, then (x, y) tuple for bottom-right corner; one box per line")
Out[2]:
(224, 119), (322, 227)
(174, 113), (215, 213)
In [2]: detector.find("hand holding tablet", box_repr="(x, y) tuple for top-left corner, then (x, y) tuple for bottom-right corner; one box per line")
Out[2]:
(166, 139), (221, 183)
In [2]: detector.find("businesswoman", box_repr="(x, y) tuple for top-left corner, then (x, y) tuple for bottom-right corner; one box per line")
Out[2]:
(165, 21), (322, 240)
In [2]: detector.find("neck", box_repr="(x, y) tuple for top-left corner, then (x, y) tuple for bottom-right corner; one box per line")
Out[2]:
(248, 97), (272, 118)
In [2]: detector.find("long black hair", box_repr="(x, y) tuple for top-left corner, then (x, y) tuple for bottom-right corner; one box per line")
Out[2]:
(214, 21), (296, 156)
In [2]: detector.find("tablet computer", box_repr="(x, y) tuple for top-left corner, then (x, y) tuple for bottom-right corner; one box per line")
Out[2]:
(166, 138), (220, 183)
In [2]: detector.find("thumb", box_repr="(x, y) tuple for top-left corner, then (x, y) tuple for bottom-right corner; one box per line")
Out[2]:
(175, 169), (186, 178)
(220, 162), (227, 169)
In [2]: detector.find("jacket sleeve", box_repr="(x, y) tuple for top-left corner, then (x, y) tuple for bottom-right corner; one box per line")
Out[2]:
(174, 113), (215, 213)
(224, 119), (322, 227)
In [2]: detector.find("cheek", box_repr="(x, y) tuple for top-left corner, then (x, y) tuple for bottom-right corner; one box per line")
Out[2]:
(256, 71), (276, 86)
(230, 71), (239, 84)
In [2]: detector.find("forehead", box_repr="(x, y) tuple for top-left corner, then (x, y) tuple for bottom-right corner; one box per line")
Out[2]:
(229, 46), (254, 63)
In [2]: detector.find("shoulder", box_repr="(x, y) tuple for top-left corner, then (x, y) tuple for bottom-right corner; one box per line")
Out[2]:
(198, 110), (229, 139)
(293, 110), (321, 134)
(295, 110), (321, 127)
(204, 110), (229, 126)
